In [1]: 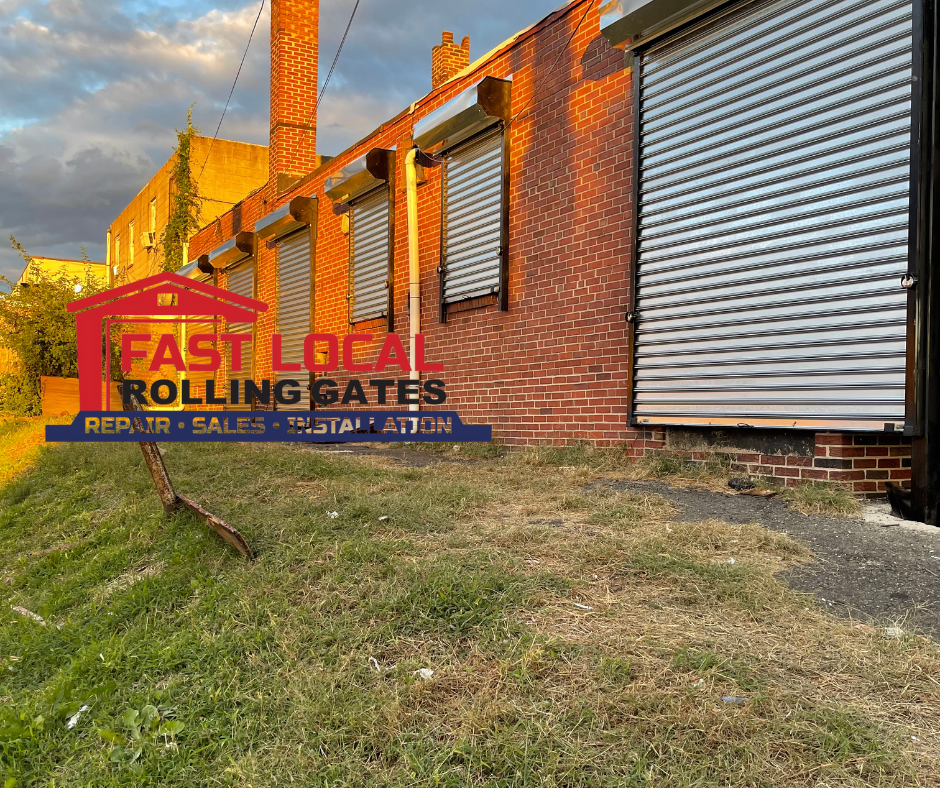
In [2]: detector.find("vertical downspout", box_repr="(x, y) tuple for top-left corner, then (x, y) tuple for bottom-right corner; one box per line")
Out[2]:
(106, 229), (112, 287)
(405, 147), (421, 415)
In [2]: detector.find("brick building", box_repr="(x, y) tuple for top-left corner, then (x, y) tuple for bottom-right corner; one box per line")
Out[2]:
(181, 0), (940, 517)
(107, 137), (269, 286)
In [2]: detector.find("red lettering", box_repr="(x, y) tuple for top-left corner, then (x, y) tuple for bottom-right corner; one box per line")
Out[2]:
(272, 333), (301, 371)
(415, 334), (444, 372)
(149, 334), (186, 372)
(342, 333), (373, 372)
(221, 333), (252, 372)
(121, 333), (150, 373)
(304, 333), (337, 371)
(375, 333), (411, 372)
(188, 333), (220, 372)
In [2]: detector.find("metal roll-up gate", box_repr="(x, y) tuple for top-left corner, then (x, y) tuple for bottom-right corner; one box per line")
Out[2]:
(632, 0), (913, 430)
(276, 230), (311, 410)
(442, 129), (504, 305)
(184, 271), (218, 405)
(224, 259), (255, 410)
(349, 187), (390, 323)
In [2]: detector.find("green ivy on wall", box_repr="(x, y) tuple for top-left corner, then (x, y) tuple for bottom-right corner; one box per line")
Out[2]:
(161, 107), (204, 273)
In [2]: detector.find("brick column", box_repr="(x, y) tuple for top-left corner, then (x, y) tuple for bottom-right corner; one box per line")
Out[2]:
(270, 0), (319, 192)
(432, 32), (470, 89)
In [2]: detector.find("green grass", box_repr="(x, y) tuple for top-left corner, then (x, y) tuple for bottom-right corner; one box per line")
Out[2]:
(781, 481), (862, 517)
(640, 451), (734, 483)
(0, 441), (936, 786)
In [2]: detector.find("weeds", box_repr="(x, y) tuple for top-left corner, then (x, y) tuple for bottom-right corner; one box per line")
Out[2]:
(782, 481), (861, 517)
(639, 451), (734, 484)
(0, 440), (934, 786)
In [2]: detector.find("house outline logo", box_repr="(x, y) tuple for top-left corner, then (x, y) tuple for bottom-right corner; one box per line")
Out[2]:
(68, 271), (267, 411)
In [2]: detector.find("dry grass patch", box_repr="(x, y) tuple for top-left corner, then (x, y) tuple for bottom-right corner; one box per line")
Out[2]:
(1, 441), (937, 786)
(782, 480), (862, 518)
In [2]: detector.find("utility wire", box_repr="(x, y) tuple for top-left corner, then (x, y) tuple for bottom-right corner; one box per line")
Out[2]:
(197, 0), (266, 181)
(288, 0), (362, 175)
(505, 0), (597, 130)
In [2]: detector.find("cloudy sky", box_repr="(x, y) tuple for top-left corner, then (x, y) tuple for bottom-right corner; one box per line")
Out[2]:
(0, 0), (563, 284)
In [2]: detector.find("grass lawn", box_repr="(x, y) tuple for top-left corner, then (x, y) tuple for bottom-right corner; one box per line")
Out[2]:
(0, 439), (937, 786)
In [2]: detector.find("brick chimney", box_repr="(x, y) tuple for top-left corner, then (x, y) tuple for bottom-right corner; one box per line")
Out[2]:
(270, 0), (319, 193)
(432, 32), (470, 89)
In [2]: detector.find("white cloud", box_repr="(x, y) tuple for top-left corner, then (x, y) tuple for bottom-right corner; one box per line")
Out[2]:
(0, 0), (565, 283)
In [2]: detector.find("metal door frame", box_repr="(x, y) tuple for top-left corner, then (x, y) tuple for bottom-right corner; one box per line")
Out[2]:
(626, 0), (939, 522)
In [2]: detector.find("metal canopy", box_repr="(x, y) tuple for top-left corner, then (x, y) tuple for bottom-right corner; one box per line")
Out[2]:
(631, 0), (914, 431)
(415, 77), (511, 153)
(255, 196), (317, 241)
(601, 0), (732, 49)
(208, 232), (253, 269)
(325, 148), (395, 204)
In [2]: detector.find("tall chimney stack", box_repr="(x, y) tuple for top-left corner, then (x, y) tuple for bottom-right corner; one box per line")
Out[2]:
(270, 0), (319, 193)
(432, 32), (470, 89)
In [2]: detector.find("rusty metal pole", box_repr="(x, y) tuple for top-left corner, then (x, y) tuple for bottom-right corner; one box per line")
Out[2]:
(122, 391), (253, 559)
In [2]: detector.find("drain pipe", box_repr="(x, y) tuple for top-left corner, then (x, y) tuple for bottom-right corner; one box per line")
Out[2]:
(405, 147), (421, 418)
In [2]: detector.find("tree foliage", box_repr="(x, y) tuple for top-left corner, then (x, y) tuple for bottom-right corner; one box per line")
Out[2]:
(0, 236), (120, 415)
(161, 106), (204, 273)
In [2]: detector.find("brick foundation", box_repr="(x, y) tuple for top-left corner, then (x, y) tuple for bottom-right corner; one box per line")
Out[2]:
(623, 427), (911, 497)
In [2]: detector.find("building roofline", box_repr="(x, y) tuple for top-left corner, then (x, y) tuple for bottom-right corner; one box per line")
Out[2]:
(191, 0), (588, 241)
(302, 0), (586, 190)
(28, 257), (106, 266)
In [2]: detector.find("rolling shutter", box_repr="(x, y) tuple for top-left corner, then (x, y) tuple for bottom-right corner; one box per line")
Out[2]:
(349, 187), (390, 323)
(442, 130), (504, 304)
(224, 259), (255, 410)
(633, 0), (913, 430)
(276, 230), (311, 410)
(184, 271), (217, 406)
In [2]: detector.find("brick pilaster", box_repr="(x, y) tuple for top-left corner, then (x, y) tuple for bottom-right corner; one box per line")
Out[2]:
(432, 32), (470, 89)
(270, 0), (319, 189)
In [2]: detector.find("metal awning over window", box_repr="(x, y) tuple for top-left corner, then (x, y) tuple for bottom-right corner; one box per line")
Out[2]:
(349, 187), (391, 324)
(224, 259), (255, 410)
(276, 229), (312, 410)
(631, 0), (913, 431)
(441, 129), (506, 311)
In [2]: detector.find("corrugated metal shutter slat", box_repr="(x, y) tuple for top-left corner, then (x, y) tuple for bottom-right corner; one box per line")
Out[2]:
(350, 188), (390, 323)
(276, 230), (311, 411)
(633, 0), (913, 430)
(442, 130), (504, 304)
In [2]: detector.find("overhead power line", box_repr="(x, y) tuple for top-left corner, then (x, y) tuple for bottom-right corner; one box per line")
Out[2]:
(197, 0), (267, 181)
(505, 0), (598, 130)
(288, 0), (362, 175)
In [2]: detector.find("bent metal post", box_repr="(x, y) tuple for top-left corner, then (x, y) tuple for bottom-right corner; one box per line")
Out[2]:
(45, 272), (492, 444)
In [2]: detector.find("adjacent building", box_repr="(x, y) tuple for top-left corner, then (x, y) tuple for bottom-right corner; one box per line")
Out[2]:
(16, 256), (107, 288)
(107, 137), (269, 285)
(178, 0), (940, 520)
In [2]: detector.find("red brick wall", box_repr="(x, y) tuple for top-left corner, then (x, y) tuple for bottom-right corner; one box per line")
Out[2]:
(191, 0), (634, 445)
(432, 32), (471, 89)
(624, 427), (912, 496)
(185, 0), (912, 496)
(270, 0), (318, 185)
